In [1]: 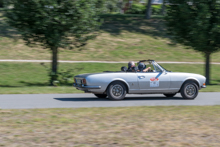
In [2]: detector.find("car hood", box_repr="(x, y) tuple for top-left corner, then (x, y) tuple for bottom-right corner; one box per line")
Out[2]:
(170, 72), (204, 77)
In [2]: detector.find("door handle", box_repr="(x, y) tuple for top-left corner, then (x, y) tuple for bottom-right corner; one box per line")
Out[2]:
(138, 76), (145, 79)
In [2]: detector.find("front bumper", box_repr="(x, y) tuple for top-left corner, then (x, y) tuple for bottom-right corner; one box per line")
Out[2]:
(73, 83), (101, 90)
(201, 85), (206, 88)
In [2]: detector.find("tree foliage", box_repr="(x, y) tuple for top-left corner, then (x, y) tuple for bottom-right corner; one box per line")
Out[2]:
(104, 0), (121, 13)
(126, 3), (146, 14)
(4, 0), (104, 84)
(5, 0), (103, 49)
(0, 0), (3, 8)
(165, 0), (220, 84)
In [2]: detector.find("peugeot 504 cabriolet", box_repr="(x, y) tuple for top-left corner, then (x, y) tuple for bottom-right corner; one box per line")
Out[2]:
(73, 60), (206, 100)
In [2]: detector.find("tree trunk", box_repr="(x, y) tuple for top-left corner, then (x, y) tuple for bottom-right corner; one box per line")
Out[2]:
(205, 52), (211, 85)
(119, 0), (124, 14)
(50, 47), (58, 85)
(145, 0), (152, 19)
(161, 0), (166, 15)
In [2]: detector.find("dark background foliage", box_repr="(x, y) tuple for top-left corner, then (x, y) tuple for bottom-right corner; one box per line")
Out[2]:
(165, 0), (220, 84)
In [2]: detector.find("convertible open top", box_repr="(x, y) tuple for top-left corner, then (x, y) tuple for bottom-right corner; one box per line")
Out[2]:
(73, 59), (206, 100)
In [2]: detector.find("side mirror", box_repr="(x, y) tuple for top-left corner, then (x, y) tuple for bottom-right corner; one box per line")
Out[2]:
(121, 66), (128, 72)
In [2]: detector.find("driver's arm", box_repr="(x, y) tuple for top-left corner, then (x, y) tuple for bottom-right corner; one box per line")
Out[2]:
(143, 67), (151, 72)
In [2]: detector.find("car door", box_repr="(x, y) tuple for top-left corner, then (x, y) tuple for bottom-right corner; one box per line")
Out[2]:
(137, 71), (171, 93)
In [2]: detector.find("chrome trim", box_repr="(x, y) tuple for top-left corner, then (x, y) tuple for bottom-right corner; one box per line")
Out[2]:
(73, 83), (101, 89)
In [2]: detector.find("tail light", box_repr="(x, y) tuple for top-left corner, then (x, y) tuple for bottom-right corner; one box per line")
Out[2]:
(74, 78), (76, 83)
(203, 83), (206, 86)
(82, 79), (87, 85)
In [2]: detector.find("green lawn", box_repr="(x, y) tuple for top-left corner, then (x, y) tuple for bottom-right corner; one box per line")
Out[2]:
(1, 106), (220, 146)
(0, 62), (219, 94)
(0, 13), (220, 62)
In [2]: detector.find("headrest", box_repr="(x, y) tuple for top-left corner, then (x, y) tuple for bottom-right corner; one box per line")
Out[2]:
(132, 66), (138, 72)
(121, 66), (128, 72)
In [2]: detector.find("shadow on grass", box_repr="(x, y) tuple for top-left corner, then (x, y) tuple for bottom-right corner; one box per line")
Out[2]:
(19, 81), (73, 86)
(0, 82), (73, 87)
(100, 14), (171, 40)
(0, 85), (23, 88)
(54, 96), (184, 102)
(0, 12), (170, 41)
(0, 11), (20, 39)
(209, 80), (220, 85)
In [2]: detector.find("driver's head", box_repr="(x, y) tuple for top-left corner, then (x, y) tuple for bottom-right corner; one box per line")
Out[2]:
(138, 62), (146, 72)
(128, 61), (135, 68)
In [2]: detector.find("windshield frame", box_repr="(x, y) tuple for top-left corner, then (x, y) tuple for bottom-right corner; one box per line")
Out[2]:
(152, 61), (164, 72)
(137, 60), (171, 72)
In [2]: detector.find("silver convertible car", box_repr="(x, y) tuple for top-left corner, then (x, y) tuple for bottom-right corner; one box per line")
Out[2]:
(73, 60), (206, 100)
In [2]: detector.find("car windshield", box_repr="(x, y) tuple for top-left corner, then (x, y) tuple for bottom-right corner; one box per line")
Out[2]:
(138, 61), (161, 72)
(138, 61), (171, 72)
(157, 63), (171, 72)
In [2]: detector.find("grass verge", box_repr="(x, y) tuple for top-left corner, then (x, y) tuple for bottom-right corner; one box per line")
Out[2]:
(0, 106), (220, 146)
(0, 62), (219, 94)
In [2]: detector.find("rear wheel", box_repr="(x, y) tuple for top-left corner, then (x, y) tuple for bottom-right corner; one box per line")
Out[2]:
(107, 81), (127, 101)
(94, 94), (107, 98)
(164, 93), (176, 97)
(181, 81), (198, 99)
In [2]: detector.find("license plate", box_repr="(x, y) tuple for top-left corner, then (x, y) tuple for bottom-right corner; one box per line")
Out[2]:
(76, 79), (82, 84)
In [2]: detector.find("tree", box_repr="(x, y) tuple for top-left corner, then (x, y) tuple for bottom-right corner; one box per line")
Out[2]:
(145, 0), (152, 19)
(4, 0), (104, 85)
(165, 0), (220, 85)
(104, 0), (120, 13)
(0, 0), (3, 8)
(161, 0), (166, 15)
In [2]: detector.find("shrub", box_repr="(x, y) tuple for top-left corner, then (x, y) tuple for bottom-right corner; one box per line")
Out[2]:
(40, 63), (83, 86)
(126, 3), (146, 14)
(152, 4), (162, 15)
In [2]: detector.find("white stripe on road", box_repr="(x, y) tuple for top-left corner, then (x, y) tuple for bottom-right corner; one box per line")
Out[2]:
(0, 60), (220, 64)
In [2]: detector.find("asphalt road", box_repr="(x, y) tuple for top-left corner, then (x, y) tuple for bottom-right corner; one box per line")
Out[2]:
(0, 93), (220, 109)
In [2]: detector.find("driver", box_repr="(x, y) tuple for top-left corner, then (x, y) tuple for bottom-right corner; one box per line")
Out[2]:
(138, 62), (151, 72)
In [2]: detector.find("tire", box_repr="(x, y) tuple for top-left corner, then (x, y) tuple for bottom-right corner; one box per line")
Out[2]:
(94, 94), (107, 98)
(164, 93), (176, 97)
(180, 81), (199, 99)
(107, 81), (127, 101)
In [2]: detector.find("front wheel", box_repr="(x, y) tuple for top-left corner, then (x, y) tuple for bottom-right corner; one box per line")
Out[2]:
(180, 81), (198, 99)
(94, 94), (107, 98)
(107, 81), (127, 101)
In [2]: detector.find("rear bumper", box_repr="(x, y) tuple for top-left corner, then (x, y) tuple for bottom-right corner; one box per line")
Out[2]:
(73, 83), (101, 90)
